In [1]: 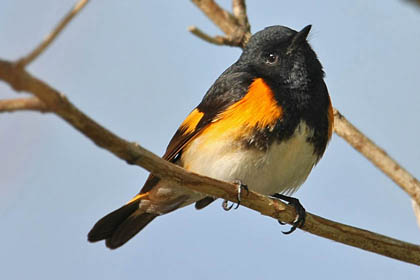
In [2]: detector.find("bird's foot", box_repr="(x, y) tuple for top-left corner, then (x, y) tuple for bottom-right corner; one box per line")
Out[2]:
(272, 193), (306, 234)
(222, 180), (249, 211)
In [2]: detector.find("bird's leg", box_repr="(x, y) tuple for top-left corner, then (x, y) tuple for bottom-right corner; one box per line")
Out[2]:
(222, 180), (249, 211)
(271, 193), (306, 234)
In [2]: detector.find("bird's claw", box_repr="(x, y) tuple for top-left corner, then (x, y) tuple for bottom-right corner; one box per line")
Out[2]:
(233, 180), (249, 209)
(222, 199), (234, 211)
(221, 180), (249, 211)
(272, 193), (306, 234)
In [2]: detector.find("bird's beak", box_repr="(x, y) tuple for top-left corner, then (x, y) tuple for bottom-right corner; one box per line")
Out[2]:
(287, 25), (312, 54)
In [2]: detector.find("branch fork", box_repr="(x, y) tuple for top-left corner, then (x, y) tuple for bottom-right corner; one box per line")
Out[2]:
(190, 0), (251, 48)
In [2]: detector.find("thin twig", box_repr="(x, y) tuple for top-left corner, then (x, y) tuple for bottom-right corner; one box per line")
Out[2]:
(191, 0), (251, 48)
(191, 0), (237, 35)
(412, 199), (420, 228)
(405, 0), (420, 9)
(188, 26), (237, 46)
(0, 97), (49, 113)
(232, 0), (250, 32)
(333, 109), (420, 206)
(16, 0), (90, 67)
(1, 58), (420, 265)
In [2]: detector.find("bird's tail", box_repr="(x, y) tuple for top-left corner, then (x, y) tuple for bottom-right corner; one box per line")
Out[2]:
(87, 194), (157, 249)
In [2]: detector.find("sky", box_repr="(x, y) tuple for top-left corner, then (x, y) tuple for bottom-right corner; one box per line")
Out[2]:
(1, 0), (420, 279)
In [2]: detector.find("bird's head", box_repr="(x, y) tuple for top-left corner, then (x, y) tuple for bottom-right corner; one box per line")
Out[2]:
(238, 25), (324, 90)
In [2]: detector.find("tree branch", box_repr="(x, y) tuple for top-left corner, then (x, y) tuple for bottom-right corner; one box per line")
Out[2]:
(191, 0), (237, 34)
(232, 0), (250, 32)
(2, 0), (420, 266)
(405, 0), (420, 8)
(188, 26), (238, 46)
(412, 199), (420, 229)
(191, 0), (251, 47)
(16, 0), (90, 67)
(1, 57), (420, 265)
(0, 97), (49, 113)
(333, 109), (420, 206)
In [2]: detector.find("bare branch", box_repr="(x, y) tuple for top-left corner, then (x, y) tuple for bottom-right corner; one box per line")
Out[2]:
(0, 97), (49, 113)
(1, 58), (420, 265)
(232, 0), (250, 32)
(191, 0), (237, 35)
(404, 0), (420, 8)
(191, 0), (251, 47)
(333, 109), (420, 206)
(16, 0), (90, 67)
(1, 0), (420, 266)
(412, 199), (420, 228)
(188, 26), (238, 46)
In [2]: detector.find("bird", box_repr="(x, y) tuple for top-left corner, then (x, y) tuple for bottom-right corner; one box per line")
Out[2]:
(88, 24), (333, 249)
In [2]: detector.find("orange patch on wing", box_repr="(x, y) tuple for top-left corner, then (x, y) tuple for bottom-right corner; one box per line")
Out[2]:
(180, 108), (204, 135)
(202, 78), (282, 141)
(327, 99), (334, 140)
(126, 192), (149, 204)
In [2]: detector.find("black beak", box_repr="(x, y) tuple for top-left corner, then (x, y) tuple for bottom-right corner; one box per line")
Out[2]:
(287, 25), (312, 54)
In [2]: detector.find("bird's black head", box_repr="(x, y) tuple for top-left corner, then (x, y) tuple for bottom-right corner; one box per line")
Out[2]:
(237, 25), (324, 90)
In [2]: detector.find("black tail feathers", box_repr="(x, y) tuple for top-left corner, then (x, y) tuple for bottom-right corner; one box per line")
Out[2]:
(88, 200), (157, 249)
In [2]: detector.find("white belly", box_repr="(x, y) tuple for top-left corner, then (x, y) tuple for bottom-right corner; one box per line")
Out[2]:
(182, 121), (319, 195)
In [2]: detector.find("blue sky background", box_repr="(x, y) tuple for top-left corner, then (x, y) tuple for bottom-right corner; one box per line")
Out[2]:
(1, 0), (420, 279)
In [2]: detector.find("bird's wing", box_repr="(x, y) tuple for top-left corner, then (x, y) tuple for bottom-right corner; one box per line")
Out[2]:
(139, 71), (253, 194)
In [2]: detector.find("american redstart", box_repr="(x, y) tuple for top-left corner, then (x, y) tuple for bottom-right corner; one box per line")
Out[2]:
(88, 25), (333, 249)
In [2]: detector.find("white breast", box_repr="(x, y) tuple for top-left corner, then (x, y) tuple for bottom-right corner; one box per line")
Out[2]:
(182, 121), (319, 196)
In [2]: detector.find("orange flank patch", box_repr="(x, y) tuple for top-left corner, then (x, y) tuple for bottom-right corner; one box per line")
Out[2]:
(327, 99), (334, 140)
(217, 78), (283, 132)
(202, 78), (283, 141)
(180, 108), (204, 135)
(126, 192), (149, 204)
(221, 78), (283, 130)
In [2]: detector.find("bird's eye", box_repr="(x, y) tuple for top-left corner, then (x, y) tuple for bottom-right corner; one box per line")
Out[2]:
(265, 53), (279, 65)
